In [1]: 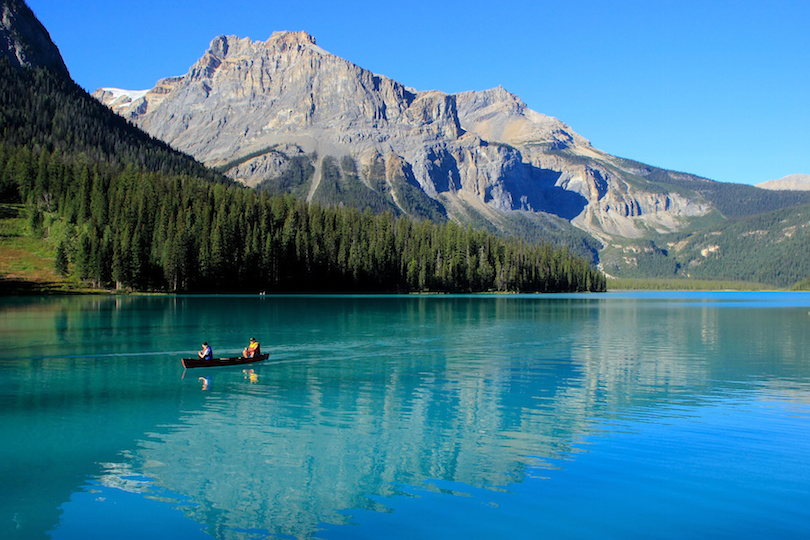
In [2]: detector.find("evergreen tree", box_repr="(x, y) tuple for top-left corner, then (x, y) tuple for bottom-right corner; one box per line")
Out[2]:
(54, 240), (69, 276)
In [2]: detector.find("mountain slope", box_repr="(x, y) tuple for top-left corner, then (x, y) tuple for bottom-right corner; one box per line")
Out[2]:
(0, 58), (230, 185)
(600, 201), (810, 286)
(93, 32), (724, 245)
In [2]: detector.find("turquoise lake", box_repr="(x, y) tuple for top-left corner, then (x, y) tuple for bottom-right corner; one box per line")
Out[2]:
(1, 292), (809, 539)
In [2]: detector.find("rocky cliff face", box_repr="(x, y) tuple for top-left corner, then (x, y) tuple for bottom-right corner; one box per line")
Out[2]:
(93, 31), (710, 244)
(0, 0), (68, 76)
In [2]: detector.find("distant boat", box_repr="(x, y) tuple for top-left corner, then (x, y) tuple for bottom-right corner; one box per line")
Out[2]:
(181, 353), (270, 369)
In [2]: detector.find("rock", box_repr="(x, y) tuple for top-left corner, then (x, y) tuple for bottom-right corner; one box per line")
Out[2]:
(93, 31), (711, 243)
(0, 0), (69, 76)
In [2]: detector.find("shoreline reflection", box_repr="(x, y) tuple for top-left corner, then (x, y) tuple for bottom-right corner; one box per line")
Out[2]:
(1, 293), (808, 539)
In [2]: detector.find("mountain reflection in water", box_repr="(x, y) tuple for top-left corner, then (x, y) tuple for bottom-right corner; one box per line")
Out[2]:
(1, 293), (809, 539)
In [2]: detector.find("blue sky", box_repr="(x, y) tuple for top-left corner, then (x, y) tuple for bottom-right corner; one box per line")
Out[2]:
(26, 0), (809, 185)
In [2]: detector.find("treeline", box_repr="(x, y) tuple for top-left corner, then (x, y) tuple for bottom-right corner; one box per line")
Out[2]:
(255, 152), (448, 223)
(0, 144), (605, 293)
(607, 278), (773, 291)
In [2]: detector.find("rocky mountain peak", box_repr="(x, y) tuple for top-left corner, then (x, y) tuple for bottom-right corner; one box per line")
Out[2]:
(0, 0), (69, 76)
(458, 85), (526, 113)
(205, 31), (321, 64)
(93, 30), (711, 244)
(455, 86), (589, 151)
(94, 30), (463, 159)
(268, 30), (317, 48)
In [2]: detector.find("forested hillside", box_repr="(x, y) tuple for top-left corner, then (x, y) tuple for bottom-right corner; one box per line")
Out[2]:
(595, 160), (810, 287)
(670, 203), (810, 286)
(0, 58), (604, 293)
(0, 58), (226, 184)
(600, 201), (810, 288)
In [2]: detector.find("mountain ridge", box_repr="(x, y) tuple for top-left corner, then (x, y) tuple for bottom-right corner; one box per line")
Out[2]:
(93, 31), (725, 249)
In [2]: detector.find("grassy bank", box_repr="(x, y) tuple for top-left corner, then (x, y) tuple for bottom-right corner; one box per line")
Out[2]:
(0, 204), (95, 294)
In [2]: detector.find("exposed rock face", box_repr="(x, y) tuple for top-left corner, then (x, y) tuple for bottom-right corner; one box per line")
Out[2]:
(0, 0), (68, 76)
(757, 174), (810, 191)
(93, 31), (710, 243)
(454, 88), (709, 241)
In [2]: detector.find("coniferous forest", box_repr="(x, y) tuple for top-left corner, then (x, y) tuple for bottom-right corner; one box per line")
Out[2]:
(0, 59), (605, 293)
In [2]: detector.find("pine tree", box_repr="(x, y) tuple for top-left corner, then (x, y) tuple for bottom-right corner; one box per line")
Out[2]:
(54, 240), (69, 276)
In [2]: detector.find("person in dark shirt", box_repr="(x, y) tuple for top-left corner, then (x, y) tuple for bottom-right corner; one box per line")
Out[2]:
(198, 342), (213, 360)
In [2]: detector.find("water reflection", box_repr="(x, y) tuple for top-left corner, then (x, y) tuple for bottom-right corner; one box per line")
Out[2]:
(127, 297), (810, 536)
(243, 369), (258, 384)
(1, 294), (809, 539)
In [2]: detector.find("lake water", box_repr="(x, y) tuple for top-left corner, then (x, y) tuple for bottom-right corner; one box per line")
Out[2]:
(1, 292), (809, 539)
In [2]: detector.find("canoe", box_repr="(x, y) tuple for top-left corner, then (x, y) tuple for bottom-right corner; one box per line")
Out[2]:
(181, 353), (269, 369)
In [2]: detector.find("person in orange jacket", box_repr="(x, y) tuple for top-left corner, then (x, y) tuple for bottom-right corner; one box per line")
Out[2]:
(243, 337), (260, 358)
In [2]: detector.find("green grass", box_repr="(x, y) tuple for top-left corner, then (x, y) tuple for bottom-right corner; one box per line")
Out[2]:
(0, 204), (96, 294)
(792, 278), (810, 291)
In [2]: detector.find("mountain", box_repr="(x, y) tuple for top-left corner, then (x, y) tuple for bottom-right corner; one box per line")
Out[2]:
(0, 0), (68, 76)
(92, 32), (810, 286)
(93, 33), (722, 246)
(757, 173), (810, 191)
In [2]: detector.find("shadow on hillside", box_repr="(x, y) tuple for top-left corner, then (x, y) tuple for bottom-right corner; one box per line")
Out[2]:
(0, 276), (84, 295)
(505, 165), (588, 220)
(420, 147), (589, 221)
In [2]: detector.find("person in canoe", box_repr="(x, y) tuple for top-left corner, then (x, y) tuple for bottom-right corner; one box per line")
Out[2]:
(198, 342), (213, 361)
(243, 337), (260, 358)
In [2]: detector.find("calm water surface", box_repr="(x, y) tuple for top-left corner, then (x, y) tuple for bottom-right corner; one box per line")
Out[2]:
(1, 293), (809, 539)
